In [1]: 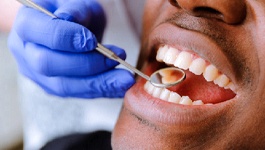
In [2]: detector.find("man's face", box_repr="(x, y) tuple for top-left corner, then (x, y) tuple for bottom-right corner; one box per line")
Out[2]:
(112, 0), (265, 149)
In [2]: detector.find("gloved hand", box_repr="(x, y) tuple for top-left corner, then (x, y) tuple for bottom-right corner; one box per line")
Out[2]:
(8, 0), (135, 98)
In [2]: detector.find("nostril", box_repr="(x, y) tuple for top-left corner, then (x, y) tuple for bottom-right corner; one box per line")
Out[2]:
(169, 0), (180, 8)
(169, 1), (225, 22)
(194, 7), (221, 16)
(193, 7), (224, 20)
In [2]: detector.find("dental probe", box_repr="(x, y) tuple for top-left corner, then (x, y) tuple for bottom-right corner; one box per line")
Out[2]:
(16, 0), (186, 88)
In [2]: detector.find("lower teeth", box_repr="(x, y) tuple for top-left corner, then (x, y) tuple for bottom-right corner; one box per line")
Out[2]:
(144, 81), (212, 106)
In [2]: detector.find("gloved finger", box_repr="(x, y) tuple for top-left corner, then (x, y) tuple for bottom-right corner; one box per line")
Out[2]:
(31, 69), (135, 98)
(24, 43), (126, 76)
(54, 0), (106, 41)
(14, 6), (97, 52)
(8, 29), (38, 79)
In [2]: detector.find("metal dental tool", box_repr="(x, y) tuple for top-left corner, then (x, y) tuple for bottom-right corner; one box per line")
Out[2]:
(16, 0), (186, 88)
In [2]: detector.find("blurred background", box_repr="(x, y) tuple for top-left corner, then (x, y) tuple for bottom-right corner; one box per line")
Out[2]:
(0, 33), (23, 150)
(0, 1), (23, 150)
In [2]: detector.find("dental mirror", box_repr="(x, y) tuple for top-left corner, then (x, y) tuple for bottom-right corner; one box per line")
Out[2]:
(16, 0), (186, 88)
(150, 67), (186, 88)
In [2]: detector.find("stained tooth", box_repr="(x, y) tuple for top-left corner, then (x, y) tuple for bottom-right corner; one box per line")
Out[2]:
(228, 82), (235, 91)
(179, 96), (193, 105)
(174, 51), (192, 70)
(203, 65), (219, 82)
(152, 87), (163, 98)
(168, 92), (181, 103)
(189, 58), (206, 75)
(192, 100), (204, 105)
(224, 83), (230, 89)
(214, 74), (230, 87)
(160, 89), (170, 101)
(156, 45), (169, 62)
(225, 82), (236, 91)
(160, 69), (182, 84)
(163, 47), (178, 64)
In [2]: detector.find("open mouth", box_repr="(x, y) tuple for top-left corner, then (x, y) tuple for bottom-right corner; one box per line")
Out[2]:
(143, 45), (236, 105)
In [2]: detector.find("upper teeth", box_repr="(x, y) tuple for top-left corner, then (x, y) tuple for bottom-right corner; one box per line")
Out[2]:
(156, 45), (235, 91)
(143, 46), (236, 106)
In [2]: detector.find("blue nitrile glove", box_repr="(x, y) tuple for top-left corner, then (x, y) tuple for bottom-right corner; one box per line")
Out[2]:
(8, 0), (135, 98)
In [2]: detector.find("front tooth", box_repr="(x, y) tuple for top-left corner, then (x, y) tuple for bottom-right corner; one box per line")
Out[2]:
(168, 92), (181, 103)
(203, 65), (219, 81)
(174, 51), (192, 70)
(214, 74), (230, 87)
(163, 47), (178, 64)
(160, 89), (170, 101)
(146, 82), (155, 94)
(152, 87), (163, 98)
(189, 58), (206, 75)
(156, 45), (169, 61)
(192, 100), (204, 105)
(179, 96), (193, 105)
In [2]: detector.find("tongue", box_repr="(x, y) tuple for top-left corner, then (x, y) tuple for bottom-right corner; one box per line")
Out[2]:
(168, 71), (236, 104)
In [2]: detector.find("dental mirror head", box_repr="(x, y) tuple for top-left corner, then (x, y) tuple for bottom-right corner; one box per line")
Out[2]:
(149, 67), (186, 88)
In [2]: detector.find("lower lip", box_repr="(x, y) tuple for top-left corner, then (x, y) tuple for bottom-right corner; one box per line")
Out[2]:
(124, 78), (235, 126)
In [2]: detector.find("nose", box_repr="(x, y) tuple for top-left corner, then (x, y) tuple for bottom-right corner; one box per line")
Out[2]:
(169, 0), (246, 24)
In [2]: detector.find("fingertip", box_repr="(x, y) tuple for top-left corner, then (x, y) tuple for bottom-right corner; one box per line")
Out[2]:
(72, 27), (98, 52)
(117, 70), (136, 90)
(104, 45), (127, 59)
(102, 45), (127, 68)
(110, 69), (136, 91)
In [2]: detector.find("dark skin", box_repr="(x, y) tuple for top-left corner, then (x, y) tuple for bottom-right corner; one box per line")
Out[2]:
(112, 0), (265, 149)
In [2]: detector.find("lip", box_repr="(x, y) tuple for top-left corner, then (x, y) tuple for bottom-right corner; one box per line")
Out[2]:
(123, 23), (237, 126)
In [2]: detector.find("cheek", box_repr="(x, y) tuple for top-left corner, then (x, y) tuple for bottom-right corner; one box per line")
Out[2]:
(142, 0), (163, 34)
